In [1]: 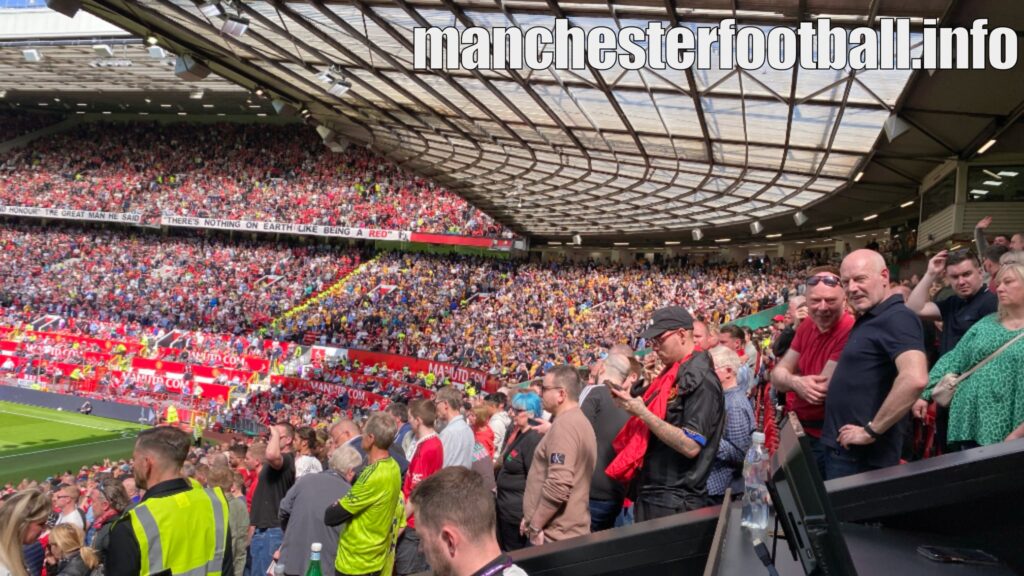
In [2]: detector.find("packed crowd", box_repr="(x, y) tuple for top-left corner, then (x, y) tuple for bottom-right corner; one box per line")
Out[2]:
(2, 232), (1023, 576)
(0, 224), (361, 333)
(275, 253), (808, 379)
(0, 111), (63, 144)
(0, 121), (508, 237)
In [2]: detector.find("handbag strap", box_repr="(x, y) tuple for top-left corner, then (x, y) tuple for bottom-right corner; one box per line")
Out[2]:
(957, 330), (1024, 383)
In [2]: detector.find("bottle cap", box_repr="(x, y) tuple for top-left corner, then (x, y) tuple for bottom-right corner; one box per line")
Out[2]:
(311, 543), (322, 552)
(752, 432), (765, 444)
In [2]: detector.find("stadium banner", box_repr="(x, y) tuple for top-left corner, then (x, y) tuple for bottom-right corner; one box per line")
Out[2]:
(0, 205), (141, 223)
(271, 375), (389, 409)
(157, 347), (270, 372)
(309, 346), (491, 391)
(161, 215), (412, 241)
(408, 233), (513, 251)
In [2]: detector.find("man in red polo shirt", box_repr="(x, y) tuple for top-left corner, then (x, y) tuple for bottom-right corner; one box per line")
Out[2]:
(771, 265), (854, 477)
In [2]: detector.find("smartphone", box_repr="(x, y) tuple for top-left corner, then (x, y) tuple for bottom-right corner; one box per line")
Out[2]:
(527, 418), (542, 427)
(917, 546), (1000, 565)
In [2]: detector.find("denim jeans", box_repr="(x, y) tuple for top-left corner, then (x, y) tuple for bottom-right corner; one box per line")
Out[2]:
(250, 527), (283, 576)
(588, 499), (623, 533)
(824, 447), (881, 480)
(807, 435), (828, 480)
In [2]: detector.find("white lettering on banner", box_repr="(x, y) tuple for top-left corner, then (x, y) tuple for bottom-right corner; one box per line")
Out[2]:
(428, 361), (486, 386)
(162, 216), (409, 241)
(0, 206), (141, 223)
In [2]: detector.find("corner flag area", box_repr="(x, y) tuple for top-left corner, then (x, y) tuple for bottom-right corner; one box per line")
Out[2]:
(0, 401), (148, 485)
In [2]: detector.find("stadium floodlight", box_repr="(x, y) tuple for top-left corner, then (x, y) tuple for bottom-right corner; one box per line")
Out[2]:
(23, 49), (42, 62)
(46, 0), (81, 18)
(883, 114), (910, 143)
(221, 15), (249, 37)
(146, 35), (160, 46)
(750, 221), (764, 235)
(793, 211), (809, 227)
(93, 44), (114, 58)
(198, 1), (224, 18)
(691, 228), (703, 241)
(327, 79), (352, 97)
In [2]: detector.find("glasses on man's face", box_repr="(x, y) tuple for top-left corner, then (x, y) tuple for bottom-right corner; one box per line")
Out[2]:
(540, 385), (564, 394)
(649, 330), (678, 348)
(805, 275), (841, 288)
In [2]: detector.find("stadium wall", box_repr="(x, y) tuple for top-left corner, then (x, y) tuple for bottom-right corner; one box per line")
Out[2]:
(0, 385), (150, 423)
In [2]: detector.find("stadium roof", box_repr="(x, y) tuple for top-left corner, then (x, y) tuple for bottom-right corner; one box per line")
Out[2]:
(2, 0), (1023, 246)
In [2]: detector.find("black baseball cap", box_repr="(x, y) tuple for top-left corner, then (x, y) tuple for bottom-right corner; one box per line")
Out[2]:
(640, 306), (695, 339)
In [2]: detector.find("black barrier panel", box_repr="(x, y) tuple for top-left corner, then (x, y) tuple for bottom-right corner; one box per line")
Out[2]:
(512, 440), (1024, 575)
(0, 386), (152, 424)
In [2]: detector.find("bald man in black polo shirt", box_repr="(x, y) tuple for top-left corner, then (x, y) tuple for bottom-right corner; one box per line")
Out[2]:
(823, 250), (929, 480)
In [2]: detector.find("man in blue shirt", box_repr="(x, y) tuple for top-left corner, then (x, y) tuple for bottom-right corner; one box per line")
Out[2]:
(823, 250), (929, 480)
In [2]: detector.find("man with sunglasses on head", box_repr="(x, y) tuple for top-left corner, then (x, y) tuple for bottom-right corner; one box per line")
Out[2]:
(822, 250), (928, 480)
(771, 266), (854, 477)
(608, 307), (724, 522)
(906, 249), (997, 451)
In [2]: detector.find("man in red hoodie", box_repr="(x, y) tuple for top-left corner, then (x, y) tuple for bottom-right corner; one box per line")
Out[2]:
(609, 306), (725, 522)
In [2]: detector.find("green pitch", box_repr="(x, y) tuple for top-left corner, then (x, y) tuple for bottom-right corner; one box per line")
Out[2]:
(0, 401), (149, 485)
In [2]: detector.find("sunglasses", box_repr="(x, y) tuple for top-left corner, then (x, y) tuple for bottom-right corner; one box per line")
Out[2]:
(649, 329), (679, 347)
(805, 275), (841, 288)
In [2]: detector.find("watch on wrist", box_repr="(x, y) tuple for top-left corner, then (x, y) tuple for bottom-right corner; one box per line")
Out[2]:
(863, 421), (882, 440)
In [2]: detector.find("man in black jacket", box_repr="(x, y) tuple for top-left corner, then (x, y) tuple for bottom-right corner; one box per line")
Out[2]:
(581, 352), (632, 531)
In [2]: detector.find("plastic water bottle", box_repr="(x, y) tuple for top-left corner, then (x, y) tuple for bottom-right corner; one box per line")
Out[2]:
(741, 432), (770, 536)
(305, 543), (323, 576)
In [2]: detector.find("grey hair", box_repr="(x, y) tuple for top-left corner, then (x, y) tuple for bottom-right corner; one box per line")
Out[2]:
(602, 353), (631, 385)
(328, 445), (363, 477)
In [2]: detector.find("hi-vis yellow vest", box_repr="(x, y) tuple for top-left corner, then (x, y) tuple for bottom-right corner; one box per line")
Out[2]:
(128, 481), (229, 576)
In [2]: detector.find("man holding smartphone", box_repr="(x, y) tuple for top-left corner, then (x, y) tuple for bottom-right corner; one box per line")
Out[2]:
(608, 306), (724, 522)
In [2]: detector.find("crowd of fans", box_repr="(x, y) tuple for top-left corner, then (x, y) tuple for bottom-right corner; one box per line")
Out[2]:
(2, 236), (1023, 576)
(0, 121), (508, 237)
(0, 223), (360, 333)
(0, 111), (63, 144)
(275, 253), (809, 380)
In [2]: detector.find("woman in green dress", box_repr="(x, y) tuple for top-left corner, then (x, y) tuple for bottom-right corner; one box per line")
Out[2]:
(915, 262), (1024, 450)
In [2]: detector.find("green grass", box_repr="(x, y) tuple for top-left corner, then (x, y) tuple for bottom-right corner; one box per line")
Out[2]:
(0, 401), (149, 485)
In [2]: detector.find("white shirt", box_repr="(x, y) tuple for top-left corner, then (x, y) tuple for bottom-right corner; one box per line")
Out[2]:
(57, 508), (85, 531)
(438, 415), (474, 469)
(294, 454), (323, 479)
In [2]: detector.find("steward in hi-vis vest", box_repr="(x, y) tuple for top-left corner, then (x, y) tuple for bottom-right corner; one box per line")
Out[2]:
(105, 426), (234, 576)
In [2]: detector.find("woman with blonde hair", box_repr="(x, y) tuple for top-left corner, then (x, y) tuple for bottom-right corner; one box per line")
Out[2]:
(0, 490), (52, 576)
(43, 524), (99, 576)
(916, 263), (1024, 448)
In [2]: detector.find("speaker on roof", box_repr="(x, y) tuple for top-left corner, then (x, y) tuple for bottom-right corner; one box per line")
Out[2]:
(572, 234), (581, 246)
(174, 54), (210, 81)
(793, 211), (808, 227)
(46, 0), (81, 18)
(750, 221), (764, 235)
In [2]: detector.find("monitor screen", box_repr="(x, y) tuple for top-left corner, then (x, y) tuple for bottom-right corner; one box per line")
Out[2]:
(767, 413), (858, 576)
